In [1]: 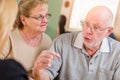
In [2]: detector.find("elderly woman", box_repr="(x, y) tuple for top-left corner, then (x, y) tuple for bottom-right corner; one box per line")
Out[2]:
(0, 0), (52, 78)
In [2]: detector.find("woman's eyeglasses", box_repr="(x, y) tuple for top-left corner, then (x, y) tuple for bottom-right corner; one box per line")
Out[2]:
(28, 13), (51, 21)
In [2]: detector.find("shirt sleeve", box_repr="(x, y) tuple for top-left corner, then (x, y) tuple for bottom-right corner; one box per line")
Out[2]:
(45, 36), (63, 80)
(113, 56), (120, 80)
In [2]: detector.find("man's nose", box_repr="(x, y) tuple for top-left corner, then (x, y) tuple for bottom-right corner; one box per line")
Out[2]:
(86, 27), (94, 35)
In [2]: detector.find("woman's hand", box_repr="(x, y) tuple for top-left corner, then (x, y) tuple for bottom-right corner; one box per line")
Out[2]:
(33, 50), (60, 80)
(33, 50), (60, 71)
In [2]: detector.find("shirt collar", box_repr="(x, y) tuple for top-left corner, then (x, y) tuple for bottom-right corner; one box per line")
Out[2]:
(73, 32), (83, 49)
(73, 32), (111, 52)
(99, 38), (111, 52)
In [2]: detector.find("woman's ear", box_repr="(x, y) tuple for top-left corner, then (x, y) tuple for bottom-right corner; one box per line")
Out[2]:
(20, 15), (27, 25)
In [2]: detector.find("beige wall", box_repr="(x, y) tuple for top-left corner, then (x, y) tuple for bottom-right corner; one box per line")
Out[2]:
(114, 1), (120, 41)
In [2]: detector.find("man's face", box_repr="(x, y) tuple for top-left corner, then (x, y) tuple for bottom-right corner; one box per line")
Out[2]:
(82, 18), (111, 48)
(82, 7), (113, 48)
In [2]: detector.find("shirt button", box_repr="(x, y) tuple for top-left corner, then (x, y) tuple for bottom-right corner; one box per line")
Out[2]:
(90, 62), (92, 65)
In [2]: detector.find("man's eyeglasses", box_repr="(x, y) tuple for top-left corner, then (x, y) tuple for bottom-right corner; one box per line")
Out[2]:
(80, 20), (110, 33)
(28, 13), (51, 21)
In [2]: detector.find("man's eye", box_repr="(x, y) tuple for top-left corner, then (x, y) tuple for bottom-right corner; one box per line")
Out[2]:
(94, 25), (100, 30)
(94, 27), (99, 30)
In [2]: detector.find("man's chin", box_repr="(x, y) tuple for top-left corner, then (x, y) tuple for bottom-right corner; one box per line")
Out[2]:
(84, 42), (95, 48)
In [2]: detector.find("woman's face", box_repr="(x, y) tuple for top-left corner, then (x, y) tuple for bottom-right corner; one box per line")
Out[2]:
(22, 4), (49, 33)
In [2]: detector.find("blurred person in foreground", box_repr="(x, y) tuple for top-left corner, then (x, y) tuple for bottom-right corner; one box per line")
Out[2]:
(0, 59), (28, 80)
(34, 6), (120, 80)
(0, 0), (52, 78)
(0, 0), (28, 80)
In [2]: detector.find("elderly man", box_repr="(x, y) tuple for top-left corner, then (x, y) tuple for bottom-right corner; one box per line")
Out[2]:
(34, 6), (120, 80)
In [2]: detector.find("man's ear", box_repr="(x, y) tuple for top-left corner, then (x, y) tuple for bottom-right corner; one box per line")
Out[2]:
(106, 27), (113, 37)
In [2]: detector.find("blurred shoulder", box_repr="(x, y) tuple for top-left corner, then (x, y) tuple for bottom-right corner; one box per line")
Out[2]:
(43, 33), (52, 40)
(108, 37), (120, 48)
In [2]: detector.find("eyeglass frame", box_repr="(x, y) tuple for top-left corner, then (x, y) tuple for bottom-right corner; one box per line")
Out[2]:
(80, 20), (111, 33)
(27, 13), (52, 21)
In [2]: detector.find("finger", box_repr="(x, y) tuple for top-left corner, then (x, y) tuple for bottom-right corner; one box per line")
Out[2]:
(41, 50), (60, 59)
(39, 58), (51, 65)
(35, 60), (51, 69)
(44, 50), (60, 58)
